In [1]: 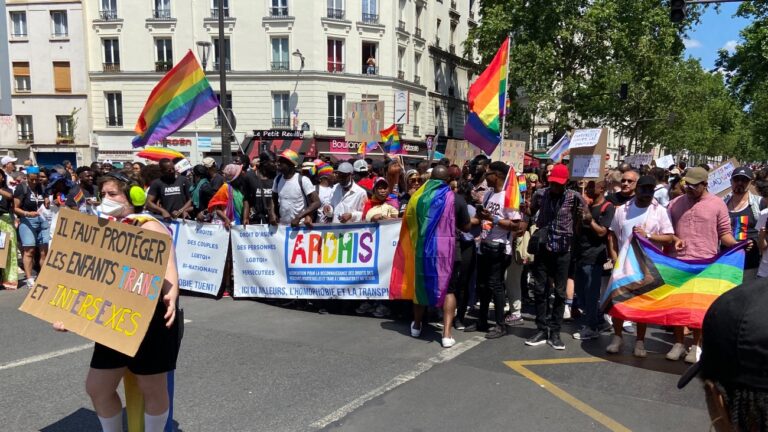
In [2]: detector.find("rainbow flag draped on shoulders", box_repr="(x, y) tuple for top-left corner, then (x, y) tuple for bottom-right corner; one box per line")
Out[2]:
(389, 179), (455, 307)
(132, 51), (219, 148)
(463, 37), (510, 155)
(600, 234), (746, 328)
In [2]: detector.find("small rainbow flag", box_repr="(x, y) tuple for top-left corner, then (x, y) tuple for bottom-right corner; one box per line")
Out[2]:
(132, 51), (219, 148)
(358, 140), (379, 155)
(601, 234), (746, 328)
(501, 166), (521, 210)
(389, 179), (455, 307)
(463, 37), (509, 155)
(72, 189), (84, 205)
(380, 124), (403, 154)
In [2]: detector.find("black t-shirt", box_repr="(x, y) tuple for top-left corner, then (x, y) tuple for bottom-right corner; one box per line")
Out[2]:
(65, 184), (95, 208)
(147, 176), (191, 213)
(13, 183), (45, 212)
(398, 192), (411, 217)
(0, 186), (12, 214)
(606, 192), (633, 207)
(575, 200), (615, 265)
(244, 171), (273, 223)
(454, 194), (471, 233)
(210, 173), (225, 193)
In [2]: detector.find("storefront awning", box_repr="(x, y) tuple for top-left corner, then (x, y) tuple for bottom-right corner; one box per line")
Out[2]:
(243, 137), (316, 161)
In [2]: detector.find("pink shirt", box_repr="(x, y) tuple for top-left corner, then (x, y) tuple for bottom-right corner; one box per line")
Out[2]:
(667, 193), (731, 260)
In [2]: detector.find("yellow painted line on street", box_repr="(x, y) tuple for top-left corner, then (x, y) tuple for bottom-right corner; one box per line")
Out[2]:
(504, 357), (632, 432)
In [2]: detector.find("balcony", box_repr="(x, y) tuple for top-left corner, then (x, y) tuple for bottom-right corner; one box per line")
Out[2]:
(17, 132), (33, 143)
(397, 20), (406, 31)
(152, 9), (172, 19)
(51, 31), (68, 38)
(10, 31), (27, 39)
(271, 61), (289, 71)
(361, 13), (378, 24)
(56, 135), (74, 144)
(398, 70), (405, 80)
(98, 9), (118, 20)
(414, 28), (422, 38)
(449, 43), (456, 54)
(327, 8), (344, 19)
(414, 75), (421, 85)
(272, 117), (290, 128)
(327, 62), (344, 73)
(270, 6), (289, 17)
(103, 62), (120, 72)
(210, 8), (230, 19)
(213, 61), (231, 72)
(155, 61), (172, 72)
(328, 117), (344, 128)
(14, 83), (31, 93)
(364, 66), (378, 75)
(106, 116), (123, 127)
(413, 125), (420, 136)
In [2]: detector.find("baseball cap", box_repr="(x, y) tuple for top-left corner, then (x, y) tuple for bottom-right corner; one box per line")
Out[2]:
(336, 162), (354, 174)
(678, 278), (768, 390)
(202, 157), (216, 168)
(682, 167), (708, 185)
(353, 159), (368, 173)
(548, 163), (569, 185)
(731, 166), (754, 180)
(279, 149), (300, 167)
(1, 156), (18, 166)
(636, 175), (656, 188)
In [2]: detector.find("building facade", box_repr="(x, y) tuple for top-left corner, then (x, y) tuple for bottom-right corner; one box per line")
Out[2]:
(83, 0), (476, 164)
(2, 0), (94, 167)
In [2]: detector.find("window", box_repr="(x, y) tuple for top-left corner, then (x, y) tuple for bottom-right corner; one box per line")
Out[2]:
(413, 101), (420, 135)
(272, 93), (290, 128)
(103, 38), (120, 71)
(327, 39), (344, 72)
(271, 0), (288, 16)
(51, 11), (68, 37)
(414, 54), (421, 83)
(328, 94), (344, 128)
(211, 0), (229, 18)
(450, 23), (456, 53)
(9, 11), (27, 37)
(155, 38), (173, 71)
(434, 61), (441, 92)
(327, 0), (343, 19)
(17, 116), (33, 141)
(434, 106), (442, 134)
(536, 131), (548, 149)
(213, 37), (231, 71)
(362, 0), (377, 23)
(448, 108), (455, 135)
(12, 62), (30, 92)
(53, 62), (71, 93)
(362, 42), (377, 74)
(154, 0), (171, 18)
(105, 92), (123, 127)
(414, 6), (422, 37)
(100, 0), (118, 20)
(214, 91), (232, 126)
(361, 94), (378, 102)
(271, 37), (289, 70)
(56, 115), (73, 140)
(397, 47), (405, 78)
(435, 19), (441, 46)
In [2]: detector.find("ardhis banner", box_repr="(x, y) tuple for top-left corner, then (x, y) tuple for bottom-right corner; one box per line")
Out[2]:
(19, 209), (172, 356)
(231, 221), (400, 299)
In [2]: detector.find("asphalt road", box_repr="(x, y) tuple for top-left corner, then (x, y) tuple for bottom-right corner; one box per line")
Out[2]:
(0, 289), (710, 432)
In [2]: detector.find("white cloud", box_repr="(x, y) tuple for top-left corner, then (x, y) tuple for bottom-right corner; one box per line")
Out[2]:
(723, 40), (738, 53)
(683, 38), (702, 49)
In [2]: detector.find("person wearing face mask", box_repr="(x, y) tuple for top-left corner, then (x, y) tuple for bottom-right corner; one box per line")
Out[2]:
(146, 158), (192, 221)
(13, 166), (50, 289)
(54, 170), (180, 432)
(328, 162), (368, 224)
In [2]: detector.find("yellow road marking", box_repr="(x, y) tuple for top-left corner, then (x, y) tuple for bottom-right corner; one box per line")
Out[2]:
(504, 358), (632, 432)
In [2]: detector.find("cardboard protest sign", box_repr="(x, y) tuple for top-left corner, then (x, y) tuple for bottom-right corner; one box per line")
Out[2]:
(655, 154), (675, 169)
(19, 209), (171, 357)
(345, 101), (385, 143)
(568, 128), (607, 180)
(444, 139), (482, 167)
(708, 158), (738, 197)
(493, 140), (526, 172)
(0, 232), (8, 269)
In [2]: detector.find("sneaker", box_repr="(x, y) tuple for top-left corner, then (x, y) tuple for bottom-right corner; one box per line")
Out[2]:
(548, 333), (565, 350)
(372, 304), (390, 318)
(633, 340), (647, 358)
(464, 322), (489, 333)
(25, 278), (35, 289)
(442, 337), (456, 348)
(598, 321), (613, 333)
(356, 302), (374, 315)
(622, 321), (635, 334)
(685, 345), (700, 364)
(573, 327), (600, 340)
(563, 304), (572, 320)
(453, 319), (466, 330)
(666, 343), (686, 361)
(606, 335), (623, 354)
(603, 314), (613, 326)
(410, 321), (421, 338)
(525, 330), (549, 346)
(485, 325), (506, 339)
(505, 313), (524, 326)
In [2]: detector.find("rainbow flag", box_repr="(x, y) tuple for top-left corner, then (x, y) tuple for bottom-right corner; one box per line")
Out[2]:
(380, 124), (403, 154)
(132, 51), (219, 148)
(501, 166), (521, 210)
(600, 234), (746, 328)
(358, 140), (378, 155)
(389, 179), (455, 307)
(463, 37), (509, 155)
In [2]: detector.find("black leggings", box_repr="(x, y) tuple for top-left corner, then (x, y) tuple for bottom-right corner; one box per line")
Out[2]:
(453, 241), (477, 324)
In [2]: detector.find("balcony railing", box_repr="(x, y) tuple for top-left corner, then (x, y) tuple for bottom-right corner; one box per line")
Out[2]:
(327, 62), (344, 73)
(272, 117), (290, 128)
(17, 132), (33, 142)
(271, 61), (289, 71)
(413, 125), (420, 136)
(11, 31), (27, 38)
(414, 28), (422, 38)
(98, 9), (118, 20)
(327, 8), (344, 19)
(449, 43), (456, 54)
(213, 61), (231, 71)
(328, 117), (344, 128)
(152, 9), (172, 19)
(106, 116), (123, 127)
(364, 66), (378, 75)
(155, 61), (172, 72)
(56, 135), (74, 144)
(210, 8), (229, 19)
(397, 70), (404, 80)
(270, 6), (288, 17)
(51, 31), (68, 38)
(103, 62), (121, 72)
(361, 13), (378, 24)
(397, 20), (406, 31)
(414, 75), (421, 85)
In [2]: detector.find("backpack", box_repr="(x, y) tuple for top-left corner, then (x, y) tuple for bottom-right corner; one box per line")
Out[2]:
(275, 172), (317, 223)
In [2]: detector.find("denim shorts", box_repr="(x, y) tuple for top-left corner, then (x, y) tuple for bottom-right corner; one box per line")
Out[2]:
(18, 215), (50, 247)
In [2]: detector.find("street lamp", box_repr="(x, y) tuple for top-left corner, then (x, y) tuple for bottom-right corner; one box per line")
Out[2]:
(292, 49), (305, 69)
(196, 41), (212, 71)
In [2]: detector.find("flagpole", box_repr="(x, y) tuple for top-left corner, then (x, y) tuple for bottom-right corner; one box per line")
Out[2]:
(497, 34), (512, 160)
(218, 104), (244, 155)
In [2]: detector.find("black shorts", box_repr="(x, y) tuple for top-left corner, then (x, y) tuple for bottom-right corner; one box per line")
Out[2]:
(90, 301), (181, 375)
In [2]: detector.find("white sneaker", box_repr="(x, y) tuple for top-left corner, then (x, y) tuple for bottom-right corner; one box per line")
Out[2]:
(633, 340), (647, 358)
(25, 278), (35, 289)
(622, 321), (635, 334)
(410, 321), (421, 338)
(666, 343), (686, 361)
(685, 345), (700, 364)
(441, 337), (456, 348)
(563, 304), (572, 320)
(606, 335), (623, 354)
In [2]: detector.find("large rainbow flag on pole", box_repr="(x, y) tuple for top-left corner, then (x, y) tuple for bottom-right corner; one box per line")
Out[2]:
(132, 51), (219, 148)
(463, 37), (510, 155)
(600, 234), (746, 328)
(389, 179), (455, 307)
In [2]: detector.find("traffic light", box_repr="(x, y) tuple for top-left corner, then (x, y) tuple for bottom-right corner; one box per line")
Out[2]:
(670, 0), (686, 23)
(619, 83), (628, 100)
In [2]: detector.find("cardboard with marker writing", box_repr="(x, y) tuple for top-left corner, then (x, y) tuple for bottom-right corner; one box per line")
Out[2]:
(568, 128), (608, 180)
(19, 209), (171, 357)
(0, 232), (9, 269)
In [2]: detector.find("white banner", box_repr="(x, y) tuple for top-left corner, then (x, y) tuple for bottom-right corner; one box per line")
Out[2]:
(171, 220), (229, 295)
(231, 221), (401, 299)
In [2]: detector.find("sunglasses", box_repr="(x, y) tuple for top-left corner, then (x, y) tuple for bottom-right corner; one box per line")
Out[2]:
(620, 179), (636, 184)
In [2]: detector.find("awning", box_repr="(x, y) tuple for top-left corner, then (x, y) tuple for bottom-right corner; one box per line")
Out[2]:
(243, 137), (316, 161)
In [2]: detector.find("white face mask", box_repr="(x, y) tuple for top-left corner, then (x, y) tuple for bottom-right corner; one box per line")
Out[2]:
(97, 197), (127, 216)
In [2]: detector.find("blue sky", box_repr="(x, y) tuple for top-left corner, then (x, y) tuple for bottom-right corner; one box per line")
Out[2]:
(683, 3), (752, 70)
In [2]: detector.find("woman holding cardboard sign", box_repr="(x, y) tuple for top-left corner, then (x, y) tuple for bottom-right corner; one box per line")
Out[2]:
(53, 170), (180, 432)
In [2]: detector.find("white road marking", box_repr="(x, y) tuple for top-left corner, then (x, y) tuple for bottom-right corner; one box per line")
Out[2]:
(309, 336), (486, 429)
(184, 319), (192, 324)
(0, 343), (93, 371)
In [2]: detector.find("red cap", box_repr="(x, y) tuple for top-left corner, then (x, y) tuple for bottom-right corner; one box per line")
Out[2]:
(548, 163), (569, 185)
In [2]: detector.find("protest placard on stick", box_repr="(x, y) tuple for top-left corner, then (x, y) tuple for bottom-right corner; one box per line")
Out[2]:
(569, 128), (607, 180)
(708, 158), (739, 197)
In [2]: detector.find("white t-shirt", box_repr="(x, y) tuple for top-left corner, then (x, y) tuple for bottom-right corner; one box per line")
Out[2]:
(609, 200), (674, 249)
(480, 190), (522, 255)
(756, 209), (768, 277)
(317, 184), (334, 221)
(273, 173), (315, 224)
